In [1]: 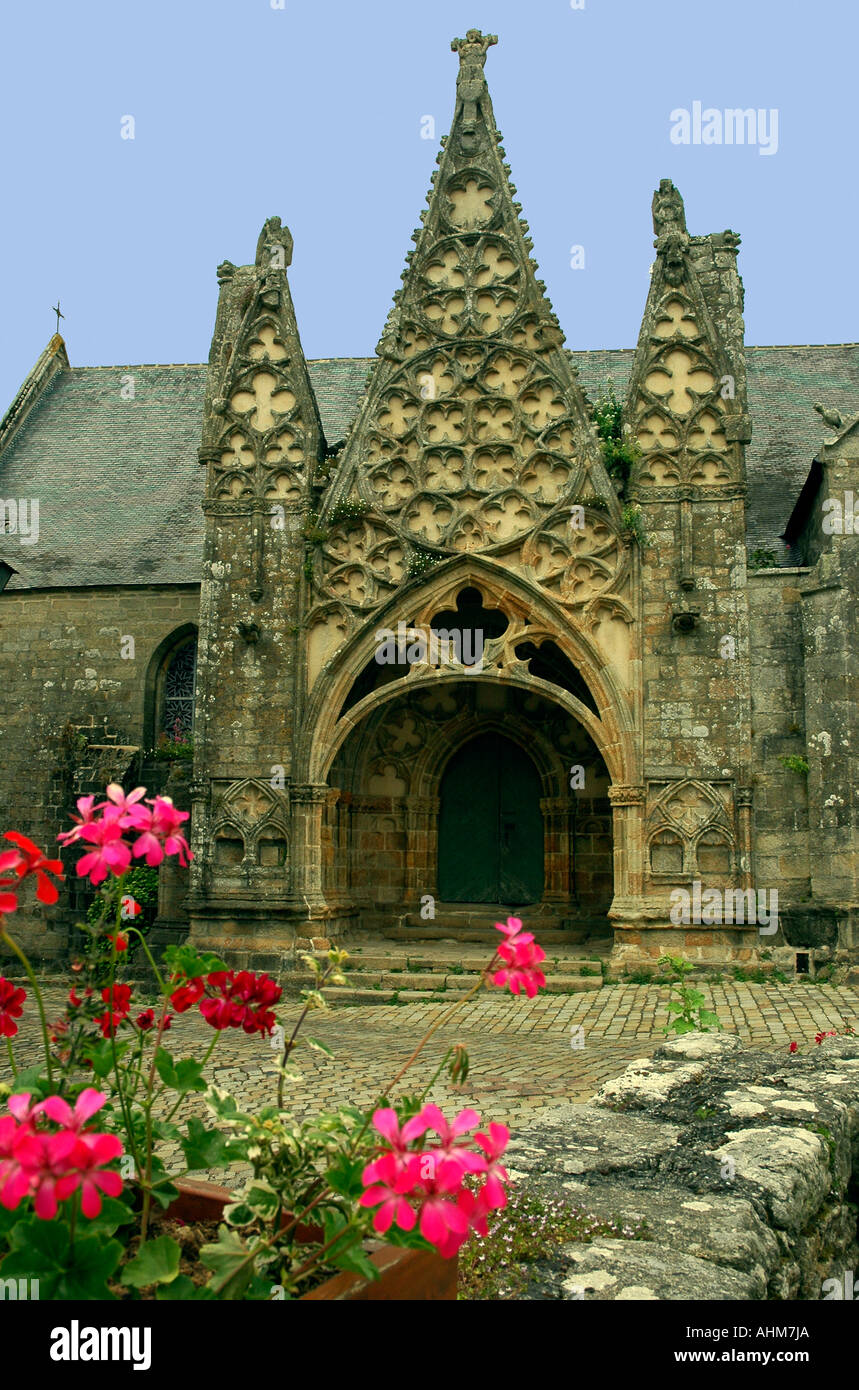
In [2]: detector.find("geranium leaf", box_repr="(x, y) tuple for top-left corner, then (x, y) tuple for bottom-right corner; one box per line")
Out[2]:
(121, 1235), (182, 1288)
(200, 1225), (253, 1299)
(181, 1117), (232, 1169)
(80, 1196), (136, 1238)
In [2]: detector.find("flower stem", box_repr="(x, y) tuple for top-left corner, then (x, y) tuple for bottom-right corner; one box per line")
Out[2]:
(5, 1035), (17, 1080)
(0, 926), (54, 1088)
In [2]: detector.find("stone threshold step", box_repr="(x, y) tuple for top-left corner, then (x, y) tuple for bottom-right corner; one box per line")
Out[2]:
(380, 926), (595, 945)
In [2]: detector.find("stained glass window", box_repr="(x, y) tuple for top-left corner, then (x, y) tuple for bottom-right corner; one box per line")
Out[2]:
(162, 640), (197, 742)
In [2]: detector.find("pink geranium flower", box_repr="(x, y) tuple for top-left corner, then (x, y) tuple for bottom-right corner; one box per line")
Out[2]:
(415, 1104), (485, 1181)
(103, 783), (147, 816)
(358, 1151), (418, 1235)
(56, 794), (103, 847)
(125, 796), (192, 868)
(362, 1107), (432, 1182)
(38, 1087), (108, 1133)
(474, 1122), (510, 1209)
(492, 935), (546, 999)
(12, 1129), (79, 1219)
(75, 818), (132, 885)
(494, 916), (534, 946)
(55, 1133), (124, 1218)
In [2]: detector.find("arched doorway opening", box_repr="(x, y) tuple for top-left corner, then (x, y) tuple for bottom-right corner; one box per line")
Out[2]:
(437, 732), (543, 904)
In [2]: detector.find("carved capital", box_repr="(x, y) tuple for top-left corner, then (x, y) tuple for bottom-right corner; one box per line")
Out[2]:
(609, 784), (646, 807)
(291, 784), (329, 807)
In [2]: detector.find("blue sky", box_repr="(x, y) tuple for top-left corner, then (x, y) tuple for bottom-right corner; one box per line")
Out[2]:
(1, 0), (856, 409)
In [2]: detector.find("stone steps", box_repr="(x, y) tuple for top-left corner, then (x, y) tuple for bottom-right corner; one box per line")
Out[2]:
(294, 938), (606, 1003)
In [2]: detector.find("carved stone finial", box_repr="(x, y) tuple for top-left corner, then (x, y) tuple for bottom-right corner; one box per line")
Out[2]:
(451, 29), (497, 141)
(451, 28), (498, 89)
(652, 179), (687, 237)
(216, 260), (236, 285)
(255, 216), (293, 272)
(814, 402), (844, 432)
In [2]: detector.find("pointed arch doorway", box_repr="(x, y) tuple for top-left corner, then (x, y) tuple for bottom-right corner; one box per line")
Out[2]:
(437, 732), (544, 905)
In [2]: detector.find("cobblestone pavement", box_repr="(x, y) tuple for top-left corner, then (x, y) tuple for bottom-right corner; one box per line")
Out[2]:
(5, 981), (859, 1184)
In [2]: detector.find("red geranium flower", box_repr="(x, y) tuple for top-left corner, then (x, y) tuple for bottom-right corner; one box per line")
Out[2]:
(135, 1008), (171, 1032)
(95, 983), (132, 1037)
(197, 970), (282, 1035)
(0, 978), (26, 1038)
(169, 976), (205, 1012)
(2, 833), (64, 905)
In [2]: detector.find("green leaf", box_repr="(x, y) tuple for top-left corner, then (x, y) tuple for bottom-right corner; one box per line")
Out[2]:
(175, 1058), (207, 1093)
(79, 1196), (136, 1239)
(164, 943), (226, 980)
(87, 1039), (130, 1078)
(200, 1225), (253, 1300)
(156, 1273), (214, 1300)
(121, 1235), (181, 1288)
(6, 1064), (48, 1096)
(181, 1117), (232, 1170)
(326, 1155), (366, 1199)
(4, 1220), (123, 1300)
(304, 1036), (333, 1058)
(320, 1211), (377, 1280)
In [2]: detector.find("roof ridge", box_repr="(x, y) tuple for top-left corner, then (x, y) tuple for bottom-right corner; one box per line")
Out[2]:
(63, 342), (859, 374)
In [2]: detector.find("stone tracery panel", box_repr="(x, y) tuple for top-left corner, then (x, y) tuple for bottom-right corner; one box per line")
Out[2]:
(646, 778), (736, 878)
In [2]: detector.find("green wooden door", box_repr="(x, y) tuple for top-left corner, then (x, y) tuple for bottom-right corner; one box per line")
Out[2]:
(437, 733), (544, 904)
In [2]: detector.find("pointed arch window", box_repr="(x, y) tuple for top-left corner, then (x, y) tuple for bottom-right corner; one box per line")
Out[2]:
(160, 637), (197, 744)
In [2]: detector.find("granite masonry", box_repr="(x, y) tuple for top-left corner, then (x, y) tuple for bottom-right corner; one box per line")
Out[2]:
(0, 30), (857, 975)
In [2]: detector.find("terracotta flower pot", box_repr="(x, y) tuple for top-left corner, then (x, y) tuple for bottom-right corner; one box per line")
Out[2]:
(168, 1178), (458, 1301)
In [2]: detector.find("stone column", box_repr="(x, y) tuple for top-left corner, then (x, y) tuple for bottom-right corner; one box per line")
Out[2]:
(405, 795), (440, 904)
(290, 784), (330, 910)
(737, 785), (754, 891)
(608, 784), (647, 900)
(540, 796), (573, 907)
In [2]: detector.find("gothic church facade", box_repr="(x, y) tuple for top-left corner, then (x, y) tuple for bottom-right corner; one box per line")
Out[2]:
(1, 31), (857, 975)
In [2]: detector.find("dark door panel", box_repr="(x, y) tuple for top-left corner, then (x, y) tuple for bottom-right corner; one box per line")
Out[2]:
(437, 733), (543, 904)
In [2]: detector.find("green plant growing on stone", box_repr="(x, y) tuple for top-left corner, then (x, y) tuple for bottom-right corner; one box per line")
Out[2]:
(328, 499), (369, 527)
(621, 503), (647, 547)
(457, 1187), (650, 1301)
(658, 954), (720, 1035)
(153, 736), (194, 762)
(591, 381), (639, 497)
(748, 546), (779, 570)
(407, 546), (441, 580)
(779, 754), (809, 776)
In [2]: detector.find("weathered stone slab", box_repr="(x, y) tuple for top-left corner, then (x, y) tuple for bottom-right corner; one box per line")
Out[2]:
(506, 1102), (681, 1179)
(558, 1179), (777, 1290)
(558, 1239), (760, 1300)
(709, 1126), (831, 1231)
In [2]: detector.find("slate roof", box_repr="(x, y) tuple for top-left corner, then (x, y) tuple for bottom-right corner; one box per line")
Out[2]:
(1, 344), (857, 589)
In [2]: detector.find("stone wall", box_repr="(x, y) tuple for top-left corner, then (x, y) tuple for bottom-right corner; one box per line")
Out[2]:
(0, 583), (200, 957)
(747, 569), (811, 901)
(506, 1031), (859, 1299)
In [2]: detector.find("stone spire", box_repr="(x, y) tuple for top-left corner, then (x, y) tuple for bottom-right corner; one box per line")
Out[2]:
(199, 216), (324, 518)
(316, 30), (610, 612)
(625, 180), (750, 492)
